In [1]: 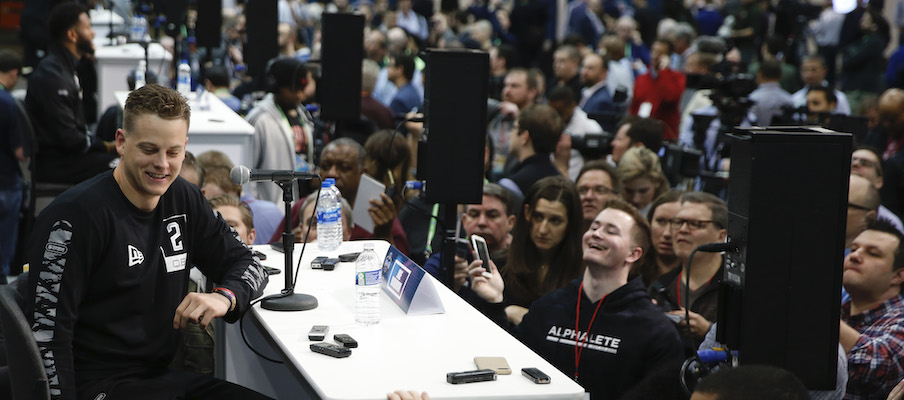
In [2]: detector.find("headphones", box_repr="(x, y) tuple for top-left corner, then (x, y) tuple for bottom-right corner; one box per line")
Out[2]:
(264, 57), (308, 93)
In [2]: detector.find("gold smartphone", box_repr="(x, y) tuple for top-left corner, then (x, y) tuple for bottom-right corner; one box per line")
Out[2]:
(474, 356), (512, 375)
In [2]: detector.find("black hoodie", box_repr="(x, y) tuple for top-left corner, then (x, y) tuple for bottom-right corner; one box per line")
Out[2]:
(513, 276), (684, 400)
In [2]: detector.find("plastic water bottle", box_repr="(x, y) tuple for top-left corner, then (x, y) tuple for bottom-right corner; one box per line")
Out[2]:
(177, 60), (191, 97)
(355, 243), (382, 326)
(316, 180), (342, 251)
(134, 60), (146, 89)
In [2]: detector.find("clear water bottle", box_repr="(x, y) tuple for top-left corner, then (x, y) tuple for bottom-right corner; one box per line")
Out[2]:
(355, 243), (382, 326)
(134, 60), (146, 89)
(177, 60), (191, 97)
(130, 15), (142, 42)
(316, 180), (342, 251)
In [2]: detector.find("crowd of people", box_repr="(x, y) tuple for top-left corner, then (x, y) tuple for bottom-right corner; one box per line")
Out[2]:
(7, 0), (904, 398)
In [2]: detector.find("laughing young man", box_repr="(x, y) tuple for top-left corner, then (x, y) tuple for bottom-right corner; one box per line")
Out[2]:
(468, 199), (683, 399)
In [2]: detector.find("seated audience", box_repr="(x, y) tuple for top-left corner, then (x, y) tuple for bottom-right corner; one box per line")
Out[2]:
(840, 220), (904, 398)
(502, 176), (584, 326)
(617, 146), (670, 216)
(576, 161), (621, 232)
(498, 105), (564, 198)
(637, 190), (683, 287)
(475, 198), (684, 399)
(654, 192), (727, 345)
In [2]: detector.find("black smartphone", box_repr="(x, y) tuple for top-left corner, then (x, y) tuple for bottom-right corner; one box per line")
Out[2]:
(339, 252), (361, 262)
(269, 242), (285, 253)
(322, 258), (340, 271)
(333, 334), (358, 348)
(263, 266), (281, 275)
(521, 367), (550, 384)
(310, 342), (351, 358)
(311, 256), (328, 269)
(649, 281), (680, 312)
(446, 369), (497, 384)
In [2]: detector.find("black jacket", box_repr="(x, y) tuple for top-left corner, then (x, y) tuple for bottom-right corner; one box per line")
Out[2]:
(25, 45), (105, 160)
(513, 276), (684, 400)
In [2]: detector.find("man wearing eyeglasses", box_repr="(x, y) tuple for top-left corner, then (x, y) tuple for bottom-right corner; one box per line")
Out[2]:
(652, 191), (727, 343)
(850, 147), (904, 233)
(576, 161), (621, 232)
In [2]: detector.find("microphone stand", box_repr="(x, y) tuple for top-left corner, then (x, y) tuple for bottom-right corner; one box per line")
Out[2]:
(262, 179), (318, 311)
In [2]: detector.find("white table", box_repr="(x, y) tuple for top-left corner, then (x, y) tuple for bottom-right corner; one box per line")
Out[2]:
(96, 42), (171, 115)
(89, 8), (125, 41)
(116, 91), (254, 169)
(224, 241), (585, 400)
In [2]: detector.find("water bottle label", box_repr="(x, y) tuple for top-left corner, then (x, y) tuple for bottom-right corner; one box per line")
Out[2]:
(356, 270), (382, 286)
(317, 208), (340, 224)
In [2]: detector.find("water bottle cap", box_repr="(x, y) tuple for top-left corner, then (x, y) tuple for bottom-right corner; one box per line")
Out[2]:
(321, 181), (331, 188)
(325, 178), (335, 185)
(363, 243), (374, 250)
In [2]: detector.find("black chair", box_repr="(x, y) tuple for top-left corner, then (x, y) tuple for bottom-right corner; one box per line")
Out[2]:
(0, 282), (49, 400)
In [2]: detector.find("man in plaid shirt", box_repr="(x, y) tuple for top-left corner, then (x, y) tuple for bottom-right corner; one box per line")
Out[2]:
(840, 219), (904, 399)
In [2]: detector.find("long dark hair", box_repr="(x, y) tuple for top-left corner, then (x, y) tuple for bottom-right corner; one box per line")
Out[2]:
(504, 176), (584, 305)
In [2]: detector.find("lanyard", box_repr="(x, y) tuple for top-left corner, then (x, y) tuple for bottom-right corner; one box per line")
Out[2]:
(573, 281), (607, 381)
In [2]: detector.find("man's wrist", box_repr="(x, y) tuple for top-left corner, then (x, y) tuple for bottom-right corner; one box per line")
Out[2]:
(212, 287), (237, 313)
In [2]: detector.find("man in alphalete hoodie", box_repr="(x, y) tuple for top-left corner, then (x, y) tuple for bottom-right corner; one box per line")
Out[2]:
(467, 198), (684, 399)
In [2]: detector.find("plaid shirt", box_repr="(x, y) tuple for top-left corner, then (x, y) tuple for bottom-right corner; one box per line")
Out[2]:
(842, 294), (904, 400)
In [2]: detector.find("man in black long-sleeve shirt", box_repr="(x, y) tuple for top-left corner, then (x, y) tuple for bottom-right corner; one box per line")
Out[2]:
(25, 3), (116, 184)
(24, 84), (271, 400)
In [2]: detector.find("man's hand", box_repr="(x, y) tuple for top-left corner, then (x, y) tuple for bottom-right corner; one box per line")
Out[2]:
(14, 146), (26, 162)
(369, 193), (398, 239)
(468, 259), (504, 303)
(506, 305), (529, 326)
(173, 292), (231, 330)
(668, 308), (712, 338)
(888, 379), (904, 400)
(499, 101), (520, 120)
(453, 254), (470, 292)
(387, 390), (430, 400)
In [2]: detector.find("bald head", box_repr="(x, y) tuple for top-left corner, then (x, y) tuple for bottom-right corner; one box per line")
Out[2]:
(879, 89), (904, 136)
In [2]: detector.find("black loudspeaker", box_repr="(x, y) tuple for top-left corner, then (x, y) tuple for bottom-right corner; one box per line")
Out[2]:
(320, 13), (364, 122)
(244, 0), (279, 78)
(718, 127), (851, 390)
(195, 0), (222, 48)
(423, 50), (489, 204)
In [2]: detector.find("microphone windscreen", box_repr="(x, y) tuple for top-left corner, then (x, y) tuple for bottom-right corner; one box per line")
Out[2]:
(230, 165), (251, 185)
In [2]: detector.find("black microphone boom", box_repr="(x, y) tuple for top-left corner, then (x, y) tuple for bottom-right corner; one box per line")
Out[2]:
(230, 165), (319, 185)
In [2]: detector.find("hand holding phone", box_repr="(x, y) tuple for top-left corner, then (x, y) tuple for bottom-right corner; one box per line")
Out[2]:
(471, 235), (492, 278)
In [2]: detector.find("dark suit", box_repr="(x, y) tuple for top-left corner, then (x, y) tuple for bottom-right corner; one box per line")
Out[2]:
(865, 127), (904, 215)
(580, 86), (617, 132)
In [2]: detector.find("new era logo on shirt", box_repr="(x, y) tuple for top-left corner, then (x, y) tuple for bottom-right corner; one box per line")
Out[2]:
(128, 245), (144, 267)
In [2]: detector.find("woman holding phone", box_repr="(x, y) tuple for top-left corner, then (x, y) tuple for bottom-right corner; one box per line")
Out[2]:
(500, 176), (584, 326)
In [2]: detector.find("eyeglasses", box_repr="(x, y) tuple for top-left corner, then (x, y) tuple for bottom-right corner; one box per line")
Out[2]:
(578, 185), (616, 196)
(852, 157), (879, 169)
(669, 218), (717, 231)
(848, 203), (873, 211)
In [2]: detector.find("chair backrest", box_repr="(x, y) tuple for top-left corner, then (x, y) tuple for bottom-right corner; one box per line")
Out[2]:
(0, 285), (49, 400)
(13, 98), (37, 161)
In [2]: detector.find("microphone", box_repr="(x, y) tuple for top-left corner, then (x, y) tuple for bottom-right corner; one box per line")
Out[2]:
(695, 242), (736, 253)
(230, 165), (319, 185)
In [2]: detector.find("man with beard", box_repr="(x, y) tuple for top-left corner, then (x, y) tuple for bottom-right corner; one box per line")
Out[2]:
(26, 2), (117, 184)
